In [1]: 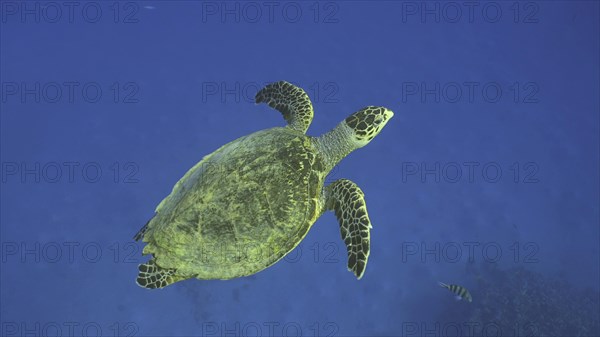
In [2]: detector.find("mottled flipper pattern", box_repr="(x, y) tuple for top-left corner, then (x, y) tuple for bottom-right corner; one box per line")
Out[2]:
(137, 259), (185, 289)
(255, 81), (314, 134)
(325, 179), (372, 279)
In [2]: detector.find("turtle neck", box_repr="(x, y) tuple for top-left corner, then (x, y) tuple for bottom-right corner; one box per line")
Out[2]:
(312, 121), (358, 174)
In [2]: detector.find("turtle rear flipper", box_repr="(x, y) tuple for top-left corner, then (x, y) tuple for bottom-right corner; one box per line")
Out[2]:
(324, 179), (372, 279)
(137, 259), (186, 289)
(255, 81), (314, 134)
(133, 216), (155, 241)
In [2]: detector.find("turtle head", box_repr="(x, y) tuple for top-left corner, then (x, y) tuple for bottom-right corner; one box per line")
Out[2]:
(344, 106), (394, 147)
(314, 106), (394, 173)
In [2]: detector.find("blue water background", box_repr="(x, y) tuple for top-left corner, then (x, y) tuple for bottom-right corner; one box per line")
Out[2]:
(1, 1), (599, 336)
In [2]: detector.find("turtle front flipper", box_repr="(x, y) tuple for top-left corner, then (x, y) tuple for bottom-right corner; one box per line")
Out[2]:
(324, 179), (372, 279)
(137, 259), (186, 289)
(255, 81), (314, 134)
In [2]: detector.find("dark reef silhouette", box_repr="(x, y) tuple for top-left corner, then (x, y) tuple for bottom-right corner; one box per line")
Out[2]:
(436, 263), (599, 337)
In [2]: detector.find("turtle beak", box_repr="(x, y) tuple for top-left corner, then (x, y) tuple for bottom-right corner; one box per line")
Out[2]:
(377, 108), (394, 129)
(384, 108), (394, 120)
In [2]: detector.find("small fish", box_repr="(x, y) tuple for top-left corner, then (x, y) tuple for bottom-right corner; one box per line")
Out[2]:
(438, 282), (472, 302)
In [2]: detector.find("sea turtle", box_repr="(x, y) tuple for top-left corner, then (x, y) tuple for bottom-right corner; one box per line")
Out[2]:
(134, 81), (394, 289)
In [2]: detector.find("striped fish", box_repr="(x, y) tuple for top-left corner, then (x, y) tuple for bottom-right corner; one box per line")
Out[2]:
(438, 282), (472, 302)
